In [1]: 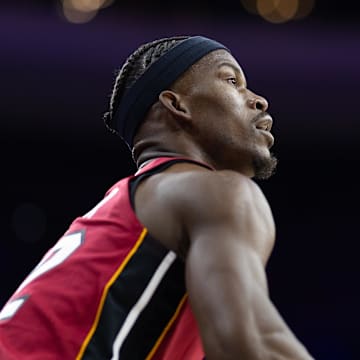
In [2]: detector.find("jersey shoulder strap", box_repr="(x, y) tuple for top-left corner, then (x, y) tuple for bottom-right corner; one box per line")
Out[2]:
(129, 156), (214, 209)
(135, 156), (214, 176)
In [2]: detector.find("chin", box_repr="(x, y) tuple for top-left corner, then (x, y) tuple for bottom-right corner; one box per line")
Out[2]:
(252, 152), (278, 180)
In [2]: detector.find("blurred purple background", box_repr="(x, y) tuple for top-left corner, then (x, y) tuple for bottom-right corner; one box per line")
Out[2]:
(1, 1), (359, 358)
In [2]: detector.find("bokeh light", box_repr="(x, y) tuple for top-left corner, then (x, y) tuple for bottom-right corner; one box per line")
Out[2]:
(241, 0), (315, 23)
(256, 0), (299, 23)
(60, 0), (114, 24)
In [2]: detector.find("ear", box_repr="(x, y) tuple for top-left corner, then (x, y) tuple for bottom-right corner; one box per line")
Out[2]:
(158, 90), (192, 121)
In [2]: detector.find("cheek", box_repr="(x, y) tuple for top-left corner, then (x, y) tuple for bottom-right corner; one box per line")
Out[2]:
(188, 84), (251, 139)
(217, 91), (248, 125)
(193, 91), (246, 122)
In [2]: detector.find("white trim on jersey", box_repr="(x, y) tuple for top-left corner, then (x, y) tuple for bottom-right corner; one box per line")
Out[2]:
(111, 251), (177, 360)
(0, 297), (26, 321)
(83, 187), (119, 219)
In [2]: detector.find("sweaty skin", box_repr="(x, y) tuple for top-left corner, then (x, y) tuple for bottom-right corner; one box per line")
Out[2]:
(132, 49), (314, 359)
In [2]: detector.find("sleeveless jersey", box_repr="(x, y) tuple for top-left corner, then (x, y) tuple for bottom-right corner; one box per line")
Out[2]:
(0, 157), (211, 360)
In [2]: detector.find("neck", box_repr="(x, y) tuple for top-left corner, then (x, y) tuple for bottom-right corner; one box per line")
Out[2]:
(133, 139), (217, 170)
(136, 151), (183, 169)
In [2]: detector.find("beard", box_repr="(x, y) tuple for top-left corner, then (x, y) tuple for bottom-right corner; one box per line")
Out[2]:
(252, 152), (278, 180)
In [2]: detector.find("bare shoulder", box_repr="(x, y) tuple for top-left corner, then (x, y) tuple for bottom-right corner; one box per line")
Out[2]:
(155, 165), (271, 220)
(135, 163), (275, 258)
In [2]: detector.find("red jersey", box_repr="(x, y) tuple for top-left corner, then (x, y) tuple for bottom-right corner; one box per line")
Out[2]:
(0, 157), (210, 360)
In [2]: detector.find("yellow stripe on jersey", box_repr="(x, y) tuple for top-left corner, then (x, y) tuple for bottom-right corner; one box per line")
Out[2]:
(76, 228), (148, 360)
(145, 293), (188, 360)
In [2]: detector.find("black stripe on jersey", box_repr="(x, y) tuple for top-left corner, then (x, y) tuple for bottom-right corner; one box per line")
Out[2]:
(120, 252), (185, 359)
(80, 233), (186, 360)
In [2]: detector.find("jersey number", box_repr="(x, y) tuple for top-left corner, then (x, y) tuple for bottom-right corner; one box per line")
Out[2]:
(0, 187), (119, 321)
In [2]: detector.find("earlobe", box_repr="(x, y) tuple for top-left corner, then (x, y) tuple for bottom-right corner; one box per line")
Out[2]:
(159, 90), (191, 120)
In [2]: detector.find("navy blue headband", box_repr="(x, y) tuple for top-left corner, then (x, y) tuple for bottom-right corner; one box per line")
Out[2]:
(114, 36), (230, 148)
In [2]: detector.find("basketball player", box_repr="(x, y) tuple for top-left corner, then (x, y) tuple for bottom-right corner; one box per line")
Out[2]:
(0, 36), (314, 359)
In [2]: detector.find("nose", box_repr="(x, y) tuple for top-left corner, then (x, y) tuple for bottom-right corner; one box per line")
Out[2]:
(247, 94), (268, 112)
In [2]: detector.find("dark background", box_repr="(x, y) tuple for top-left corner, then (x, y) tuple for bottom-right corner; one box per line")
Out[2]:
(1, 1), (359, 358)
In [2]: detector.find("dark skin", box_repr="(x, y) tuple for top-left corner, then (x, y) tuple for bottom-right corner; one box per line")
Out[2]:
(132, 50), (314, 359)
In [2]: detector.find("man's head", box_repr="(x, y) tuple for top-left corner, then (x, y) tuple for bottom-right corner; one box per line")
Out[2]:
(104, 35), (277, 179)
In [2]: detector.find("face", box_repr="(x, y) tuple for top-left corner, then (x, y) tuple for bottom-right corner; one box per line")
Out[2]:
(174, 50), (277, 179)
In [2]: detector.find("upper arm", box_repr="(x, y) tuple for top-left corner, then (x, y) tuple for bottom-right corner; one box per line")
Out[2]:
(185, 227), (266, 358)
(177, 172), (274, 356)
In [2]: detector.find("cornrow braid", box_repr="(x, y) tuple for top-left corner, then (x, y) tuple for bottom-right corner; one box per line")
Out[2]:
(103, 35), (190, 137)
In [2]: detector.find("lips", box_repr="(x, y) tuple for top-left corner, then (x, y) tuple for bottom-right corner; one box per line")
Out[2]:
(254, 114), (274, 148)
(254, 115), (273, 132)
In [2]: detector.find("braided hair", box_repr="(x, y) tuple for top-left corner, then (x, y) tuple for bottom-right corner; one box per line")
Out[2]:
(103, 35), (190, 137)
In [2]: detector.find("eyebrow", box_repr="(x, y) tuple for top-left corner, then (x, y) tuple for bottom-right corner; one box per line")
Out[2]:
(217, 62), (247, 85)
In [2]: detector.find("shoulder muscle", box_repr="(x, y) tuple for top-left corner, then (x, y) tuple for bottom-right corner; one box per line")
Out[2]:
(171, 170), (275, 253)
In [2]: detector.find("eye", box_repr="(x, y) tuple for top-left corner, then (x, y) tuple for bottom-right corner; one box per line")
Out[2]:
(227, 77), (237, 86)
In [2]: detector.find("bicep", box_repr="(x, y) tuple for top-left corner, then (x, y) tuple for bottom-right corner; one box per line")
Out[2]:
(184, 221), (313, 360)
(185, 225), (268, 356)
